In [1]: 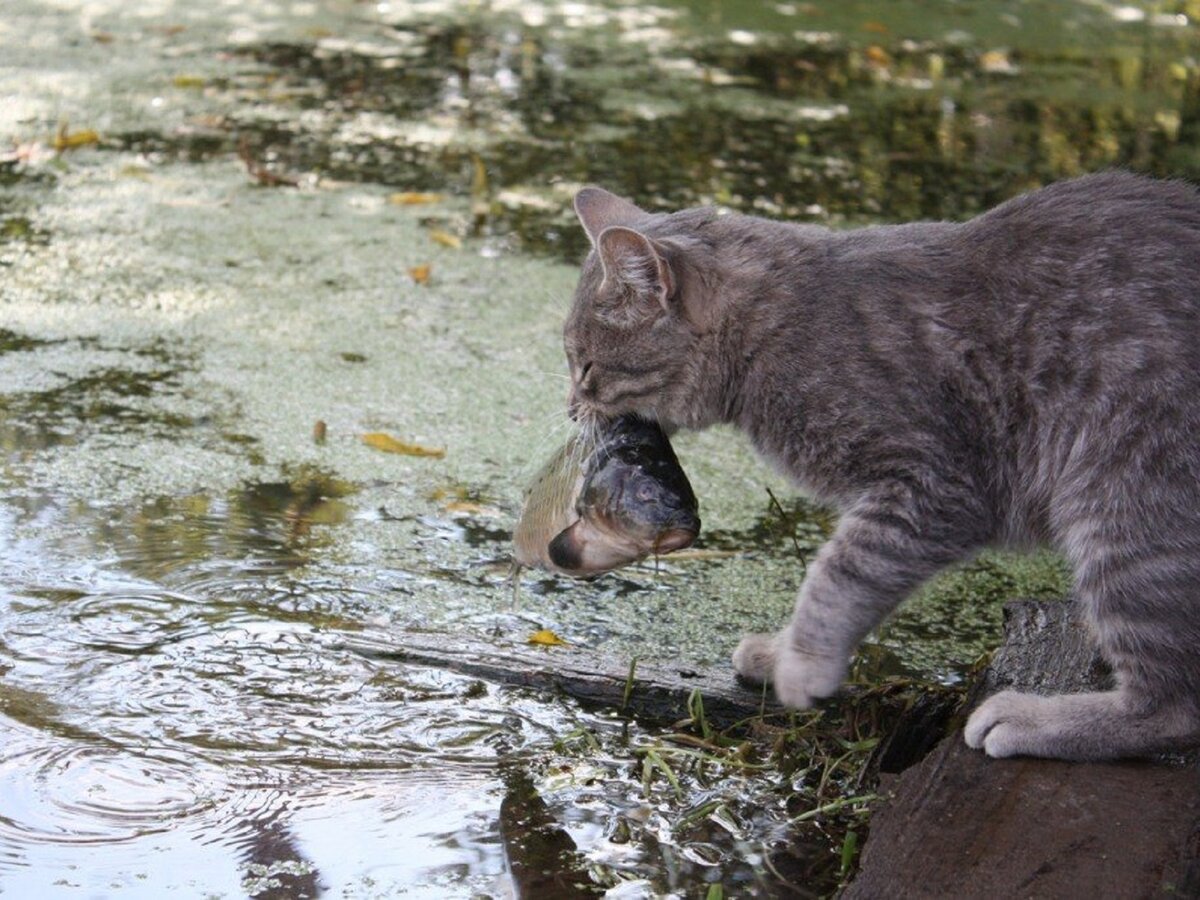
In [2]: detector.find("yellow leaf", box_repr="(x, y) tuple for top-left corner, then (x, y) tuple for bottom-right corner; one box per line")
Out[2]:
(388, 191), (444, 205)
(470, 153), (489, 218)
(528, 629), (569, 647)
(172, 74), (206, 89)
(362, 432), (445, 458)
(443, 500), (500, 516)
(865, 45), (890, 66)
(53, 127), (100, 151)
(979, 50), (1016, 75)
(408, 263), (431, 284)
(429, 229), (462, 249)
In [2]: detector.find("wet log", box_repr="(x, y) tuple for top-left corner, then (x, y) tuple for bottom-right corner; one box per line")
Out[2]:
(338, 630), (779, 727)
(846, 599), (1200, 899)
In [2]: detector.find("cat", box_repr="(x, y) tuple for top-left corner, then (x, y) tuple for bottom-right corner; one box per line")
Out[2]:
(561, 171), (1200, 761)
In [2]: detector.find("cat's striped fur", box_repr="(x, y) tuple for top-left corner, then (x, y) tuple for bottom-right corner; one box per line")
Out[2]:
(564, 172), (1200, 760)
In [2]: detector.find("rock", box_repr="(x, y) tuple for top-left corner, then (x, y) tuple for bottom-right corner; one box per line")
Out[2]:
(846, 599), (1200, 899)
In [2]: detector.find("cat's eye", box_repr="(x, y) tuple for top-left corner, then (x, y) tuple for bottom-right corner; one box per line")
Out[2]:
(579, 361), (594, 382)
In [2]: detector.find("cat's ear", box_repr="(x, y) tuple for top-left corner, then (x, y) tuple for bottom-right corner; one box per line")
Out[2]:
(574, 187), (646, 245)
(595, 225), (675, 312)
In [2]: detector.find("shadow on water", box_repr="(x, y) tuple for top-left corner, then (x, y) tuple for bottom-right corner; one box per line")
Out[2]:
(499, 764), (595, 899)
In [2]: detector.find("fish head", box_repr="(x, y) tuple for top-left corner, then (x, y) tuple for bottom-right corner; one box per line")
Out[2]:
(578, 450), (700, 554)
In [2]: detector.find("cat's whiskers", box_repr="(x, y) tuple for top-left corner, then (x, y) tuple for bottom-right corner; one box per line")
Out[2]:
(513, 407), (579, 482)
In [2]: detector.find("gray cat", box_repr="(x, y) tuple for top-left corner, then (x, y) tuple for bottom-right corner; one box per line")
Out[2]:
(562, 172), (1200, 761)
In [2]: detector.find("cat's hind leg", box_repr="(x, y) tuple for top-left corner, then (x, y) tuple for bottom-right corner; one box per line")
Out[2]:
(965, 689), (1197, 759)
(967, 445), (1200, 759)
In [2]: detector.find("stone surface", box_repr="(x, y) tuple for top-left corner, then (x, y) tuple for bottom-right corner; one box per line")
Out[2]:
(847, 600), (1200, 899)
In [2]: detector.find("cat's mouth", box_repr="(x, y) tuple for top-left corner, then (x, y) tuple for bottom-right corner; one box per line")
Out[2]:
(568, 399), (612, 430)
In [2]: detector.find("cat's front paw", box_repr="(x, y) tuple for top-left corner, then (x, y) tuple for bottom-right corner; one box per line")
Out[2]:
(964, 690), (1052, 758)
(732, 633), (777, 685)
(772, 645), (846, 710)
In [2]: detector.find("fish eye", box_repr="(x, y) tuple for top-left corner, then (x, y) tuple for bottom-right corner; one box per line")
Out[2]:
(635, 481), (657, 502)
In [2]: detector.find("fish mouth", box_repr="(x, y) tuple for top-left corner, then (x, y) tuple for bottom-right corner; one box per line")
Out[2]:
(654, 524), (699, 554)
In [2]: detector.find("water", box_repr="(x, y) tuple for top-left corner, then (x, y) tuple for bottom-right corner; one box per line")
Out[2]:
(2, 0), (1195, 894)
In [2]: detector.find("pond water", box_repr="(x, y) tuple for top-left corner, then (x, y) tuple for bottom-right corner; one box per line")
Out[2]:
(2, 0), (1197, 895)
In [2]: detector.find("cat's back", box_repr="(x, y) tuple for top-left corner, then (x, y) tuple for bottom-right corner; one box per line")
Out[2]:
(953, 173), (1200, 347)
(963, 171), (1200, 273)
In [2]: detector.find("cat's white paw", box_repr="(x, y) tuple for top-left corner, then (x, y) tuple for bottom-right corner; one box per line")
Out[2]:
(964, 690), (1050, 758)
(732, 633), (777, 685)
(772, 645), (846, 709)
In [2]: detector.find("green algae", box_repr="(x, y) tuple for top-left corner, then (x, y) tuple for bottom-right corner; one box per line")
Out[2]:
(0, 0), (1191, 895)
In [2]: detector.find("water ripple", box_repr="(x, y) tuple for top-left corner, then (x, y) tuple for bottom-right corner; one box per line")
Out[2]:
(0, 737), (222, 852)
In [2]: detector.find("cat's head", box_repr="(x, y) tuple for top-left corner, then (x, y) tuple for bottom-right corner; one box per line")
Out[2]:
(564, 187), (721, 430)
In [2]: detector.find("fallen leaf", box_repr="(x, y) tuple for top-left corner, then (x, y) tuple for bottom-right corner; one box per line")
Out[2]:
(388, 191), (444, 205)
(428, 484), (469, 502)
(172, 74), (207, 89)
(865, 45), (891, 67)
(408, 263), (431, 284)
(862, 20), (889, 33)
(979, 49), (1017, 75)
(237, 136), (301, 188)
(119, 164), (153, 180)
(429, 229), (462, 250)
(443, 500), (501, 517)
(313, 420), (327, 444)
(470, 153), (489, 219)
(53, 126), (100, 152)
(528, 629), (569, 647)
(362, 432), (445, 458)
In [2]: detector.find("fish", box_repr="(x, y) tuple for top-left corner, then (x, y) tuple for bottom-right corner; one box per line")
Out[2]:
(513, 415), (701, 576)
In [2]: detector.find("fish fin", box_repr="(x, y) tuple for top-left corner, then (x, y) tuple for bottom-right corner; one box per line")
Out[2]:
(508, 560), (523, 607)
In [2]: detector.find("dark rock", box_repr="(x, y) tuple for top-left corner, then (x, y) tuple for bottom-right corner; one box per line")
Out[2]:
(846, 599), (1200, 900)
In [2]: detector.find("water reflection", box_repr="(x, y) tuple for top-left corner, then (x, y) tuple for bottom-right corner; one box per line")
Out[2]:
(113, 3), (1200, 260)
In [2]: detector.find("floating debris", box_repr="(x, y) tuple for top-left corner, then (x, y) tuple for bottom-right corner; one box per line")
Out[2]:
(443, 500), (501, 517)
(237, 137), (300, 187)
(52, 125), (100, 152)
(470, 153), (490, 224)
(408, 263), (431, 284)
(528, 629), (569, 647)
(429, 229), (462, 249)
(362, 432), (445, 458)
(388, 191), (443, 205)
(979, 49), (1018, 75)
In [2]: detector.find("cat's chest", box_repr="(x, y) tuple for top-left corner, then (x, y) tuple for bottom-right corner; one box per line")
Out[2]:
(740, 401), (848, 504)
